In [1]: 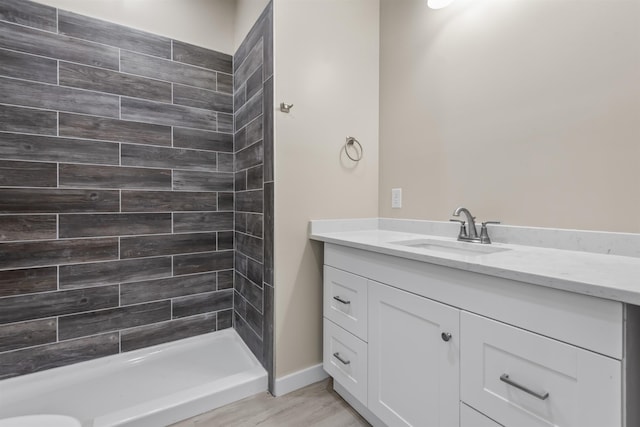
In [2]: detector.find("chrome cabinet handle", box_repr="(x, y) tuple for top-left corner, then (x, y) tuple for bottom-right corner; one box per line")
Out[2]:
(441, 332), (452, 342)
(333, 296), (351, 305)
(500, 374), (549, 400)
(333, 352), (351, 365)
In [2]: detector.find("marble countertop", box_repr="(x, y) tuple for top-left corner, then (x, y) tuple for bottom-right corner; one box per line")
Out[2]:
(309, 219), (640, 306)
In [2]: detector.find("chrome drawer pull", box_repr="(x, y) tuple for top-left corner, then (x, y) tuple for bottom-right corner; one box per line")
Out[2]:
(333, 296), (351, 305)
(333, 352), (351, 365)
(500, 374), (549, 401)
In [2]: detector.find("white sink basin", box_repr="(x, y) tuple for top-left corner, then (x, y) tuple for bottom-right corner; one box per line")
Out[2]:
(390, 238), (510, 257)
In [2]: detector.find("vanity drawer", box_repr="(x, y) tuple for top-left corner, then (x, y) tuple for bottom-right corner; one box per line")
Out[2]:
(324, 266), (367, 341)
(323, 318), (367, 404)
(461, 403), (503, 427)
(461, 312), (621, 427)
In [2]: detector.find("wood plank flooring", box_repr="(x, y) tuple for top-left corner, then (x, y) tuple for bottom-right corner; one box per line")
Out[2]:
(171, 379), (371, 427)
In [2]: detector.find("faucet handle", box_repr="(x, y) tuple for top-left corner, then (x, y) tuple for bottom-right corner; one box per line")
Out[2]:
(481, 221), (500, 227)
(479, 221), (500, 244)
(449, 219), (468, 239)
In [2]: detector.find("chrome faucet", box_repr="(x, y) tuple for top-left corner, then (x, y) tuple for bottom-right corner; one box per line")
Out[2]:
(451, 207), (500, 244)
(452, 207), (478, 240)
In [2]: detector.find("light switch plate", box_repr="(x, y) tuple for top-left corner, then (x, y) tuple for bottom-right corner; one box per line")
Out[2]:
(391, 188), (402, 208)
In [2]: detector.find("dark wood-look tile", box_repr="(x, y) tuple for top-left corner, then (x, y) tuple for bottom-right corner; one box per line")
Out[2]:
(217, 73), (232, 95)
(236, 190), (263, 213)
(172, 40), (232, 73)
(173, 250), (234, 276)
(0, 76), (119, 118)
(247, 257), (263, 286)
(120, 312), (216, 352)
(121, 97), (217, 131)
(59, 61), (171, 102)
(246, 118), (264, 149)
(0, 332), (119, 380)
(236, 232), (263, 262)
(234, 291), (263, 336)
(173, 127), (233, 152)
(234, 85), (246, 111)
(217, 270), (233, 290)
(217, 309), (232, 329)
(0, 0), (57, 31)
(0, 104), (56, 135)
(218, 113), (234, 134)
(218, 231), (234, 251)
(264, 76), (274, 183)
(262, 6), (274, 81)
(0, 132), (119, 165)
(120, 272), (217, 305)
(59, 164), (172, 190)
(235, 212), (247, 234)
(173, 171), (233, 192)
(0, 285), (119, 324)
(218, 192), (234, 211)
(0, 237), (118, 270)
(235, 91), (263, 132)
(234, 310), (262, 365)
(0, 21), (119, 70)
(0, 215), (56, 241)
(246, 65), (263, 101)
(247, 165), (263, 190)
(172, 289), (233, 319)
(0, 318), (56, 352)
(173, 84), (232, 113)
(235, 39), (263, 91)
(218, 152), (234, 173)
(264, 182), (274, 286)
(246, 213), (263, 238)
(58, 301), (171, 340)
(121, 233), (216, 259)
(234, 4), (270, 73)
(120, 50), (216, 90)
(235, 170), (247, 192)
(234, 126), (247, 153)
(235, 141), (263, 171)
(235, 272), (263, 310)
(59, 213), (171, 238)
(0, 189), (119, 214)
(59, 257), (172, 289)
(0, 47), (57, 83)
(58, 10), (171, 59)
(121, 191), (217, 212)
(0, 267), (57, 297)
(59, 113), (171, 146)
(263, 283), (274, 382)
(172, 212), (233, 233)
(121, 144), (217, 172)
(0, 159), (56, 187)
(235, 251), (248, 278)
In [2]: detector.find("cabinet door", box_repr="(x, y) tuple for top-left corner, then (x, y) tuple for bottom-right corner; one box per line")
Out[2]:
(368, 280), (460, 427)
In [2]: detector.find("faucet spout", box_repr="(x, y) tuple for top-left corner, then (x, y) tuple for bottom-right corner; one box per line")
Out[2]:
(452, 207), (478, 239)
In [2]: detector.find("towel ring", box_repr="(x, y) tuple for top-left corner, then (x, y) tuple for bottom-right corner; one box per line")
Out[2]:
(344, 137), (363, 162)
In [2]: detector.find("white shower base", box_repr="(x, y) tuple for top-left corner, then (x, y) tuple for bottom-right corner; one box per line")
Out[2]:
(0, 329), (267, 427)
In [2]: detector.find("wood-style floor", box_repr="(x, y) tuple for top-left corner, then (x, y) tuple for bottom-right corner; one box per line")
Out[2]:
(171, 379), (371, 427)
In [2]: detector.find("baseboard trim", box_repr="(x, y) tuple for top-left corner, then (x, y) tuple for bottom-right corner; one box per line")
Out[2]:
(273, 363), (329, 397)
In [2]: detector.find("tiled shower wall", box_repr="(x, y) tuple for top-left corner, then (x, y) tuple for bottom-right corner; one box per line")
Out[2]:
(0, 0), (237, 379)
(233, 4), (274, 386)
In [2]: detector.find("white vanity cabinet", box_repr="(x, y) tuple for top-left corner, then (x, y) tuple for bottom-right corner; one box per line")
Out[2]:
(368, 281), (460, 427)
(321, 242), (633, 427)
